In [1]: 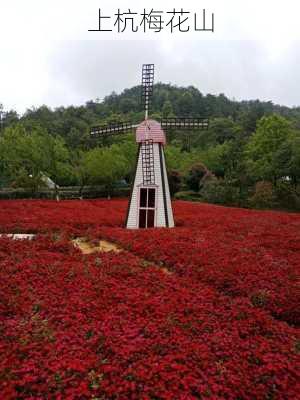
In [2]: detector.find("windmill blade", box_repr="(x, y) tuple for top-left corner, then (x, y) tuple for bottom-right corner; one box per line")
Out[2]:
(161, 117), (209, 130)
(141, 64), (154, 119)
(90, 122), (138, 138)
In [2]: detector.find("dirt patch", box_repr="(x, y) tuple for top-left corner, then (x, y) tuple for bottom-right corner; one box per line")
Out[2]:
(72, 237), (172, 274)
(72, 238), (121, 254)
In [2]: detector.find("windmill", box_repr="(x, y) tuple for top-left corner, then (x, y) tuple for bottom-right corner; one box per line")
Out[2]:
(90, 64), (209, 229)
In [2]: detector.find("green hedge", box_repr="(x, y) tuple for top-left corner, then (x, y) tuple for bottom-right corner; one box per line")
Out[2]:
(0, 186), (130, 200)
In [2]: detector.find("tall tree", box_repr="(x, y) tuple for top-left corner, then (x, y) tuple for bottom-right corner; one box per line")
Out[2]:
(82, 145), (129, 196)
(0, 123), (71, 191)
(245, 114), (293, 185)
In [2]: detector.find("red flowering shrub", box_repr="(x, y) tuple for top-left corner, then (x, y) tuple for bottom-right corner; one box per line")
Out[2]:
(0, 199), (299, 399)
(0, 199), (126, 236)
(95, 201), (300, 327)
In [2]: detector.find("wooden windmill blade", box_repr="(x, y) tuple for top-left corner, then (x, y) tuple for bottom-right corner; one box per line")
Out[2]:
(90, 122), (139, 138)
(161, 117), (209, 152)
(141, 64), (155, 119)
(160, 117), (209, 130)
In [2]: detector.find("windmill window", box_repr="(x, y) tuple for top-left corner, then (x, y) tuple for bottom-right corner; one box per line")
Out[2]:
(140, 188), (147, 208)
(148, 188), (155, 208)
(139, 209), (147, 228)
(139, 188), (156, 228)
(147, 209), (155, 227)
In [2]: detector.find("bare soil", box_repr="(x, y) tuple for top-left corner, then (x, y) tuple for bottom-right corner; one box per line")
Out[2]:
(72, 238), (121, 254)
(72, 237), (172, 275)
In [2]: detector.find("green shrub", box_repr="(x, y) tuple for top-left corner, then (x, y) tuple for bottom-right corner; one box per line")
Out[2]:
(248, 181), (276, 209)
(201, 178), (240, 205)
(186, 163), (210, 192)
(174, 191), (202, 201)
(168, 170), (182, 196)
(274, 181), (300, 211)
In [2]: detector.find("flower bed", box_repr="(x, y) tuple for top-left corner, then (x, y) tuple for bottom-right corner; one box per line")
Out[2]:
(96, 202), (300, 326)
(0, 199), (299, 399)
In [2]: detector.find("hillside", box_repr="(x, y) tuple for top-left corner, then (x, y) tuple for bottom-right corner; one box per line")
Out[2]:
(1, 83), (300, 148)
(0, 84), (300, 211)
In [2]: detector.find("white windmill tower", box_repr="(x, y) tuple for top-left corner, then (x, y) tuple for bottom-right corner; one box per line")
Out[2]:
(90, 64), (209, 229)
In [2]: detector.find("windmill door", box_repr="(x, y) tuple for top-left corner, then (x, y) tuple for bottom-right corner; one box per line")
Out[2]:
(139, 187), (156, 228)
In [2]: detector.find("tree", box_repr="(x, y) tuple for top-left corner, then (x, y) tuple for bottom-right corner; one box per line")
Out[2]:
(177, 91), (194, 116)
(162, 100), (175, 118)
(116, 139), (136, 183)
(0, 123), (71, 193)
(168, 170), (182, 196)
(289, 134), (300, 187)
(186, 162), (211, 192)
(71, 150), (90, 199)
(44, 135), (74, 198)
(0, 103), (4, 132)
(238, 100), (273, 134)
(0, 124), (47, 190)
(82, 145), (129, 196)
(3, 110), (19, 127)
(207, 117), (238, 145)
(119, 98), (137, 114)
(245, 115), (293, 185)
(165, 145), (185, 171)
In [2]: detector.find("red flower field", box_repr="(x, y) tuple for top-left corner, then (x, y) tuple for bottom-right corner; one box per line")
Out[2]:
(0, 199), (299, 399)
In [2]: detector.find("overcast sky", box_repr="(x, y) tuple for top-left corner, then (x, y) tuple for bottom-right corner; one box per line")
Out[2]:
(1, 0), (300, 114)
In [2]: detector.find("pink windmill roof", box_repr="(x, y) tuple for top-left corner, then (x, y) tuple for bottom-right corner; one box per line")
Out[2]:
(136, 119), (166, 145)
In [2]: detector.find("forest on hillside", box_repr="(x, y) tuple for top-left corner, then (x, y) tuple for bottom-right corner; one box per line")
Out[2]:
(0, 83), (300, 210)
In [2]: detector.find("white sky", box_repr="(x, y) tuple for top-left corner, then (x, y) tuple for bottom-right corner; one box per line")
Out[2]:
(1, 0), (300, 114)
